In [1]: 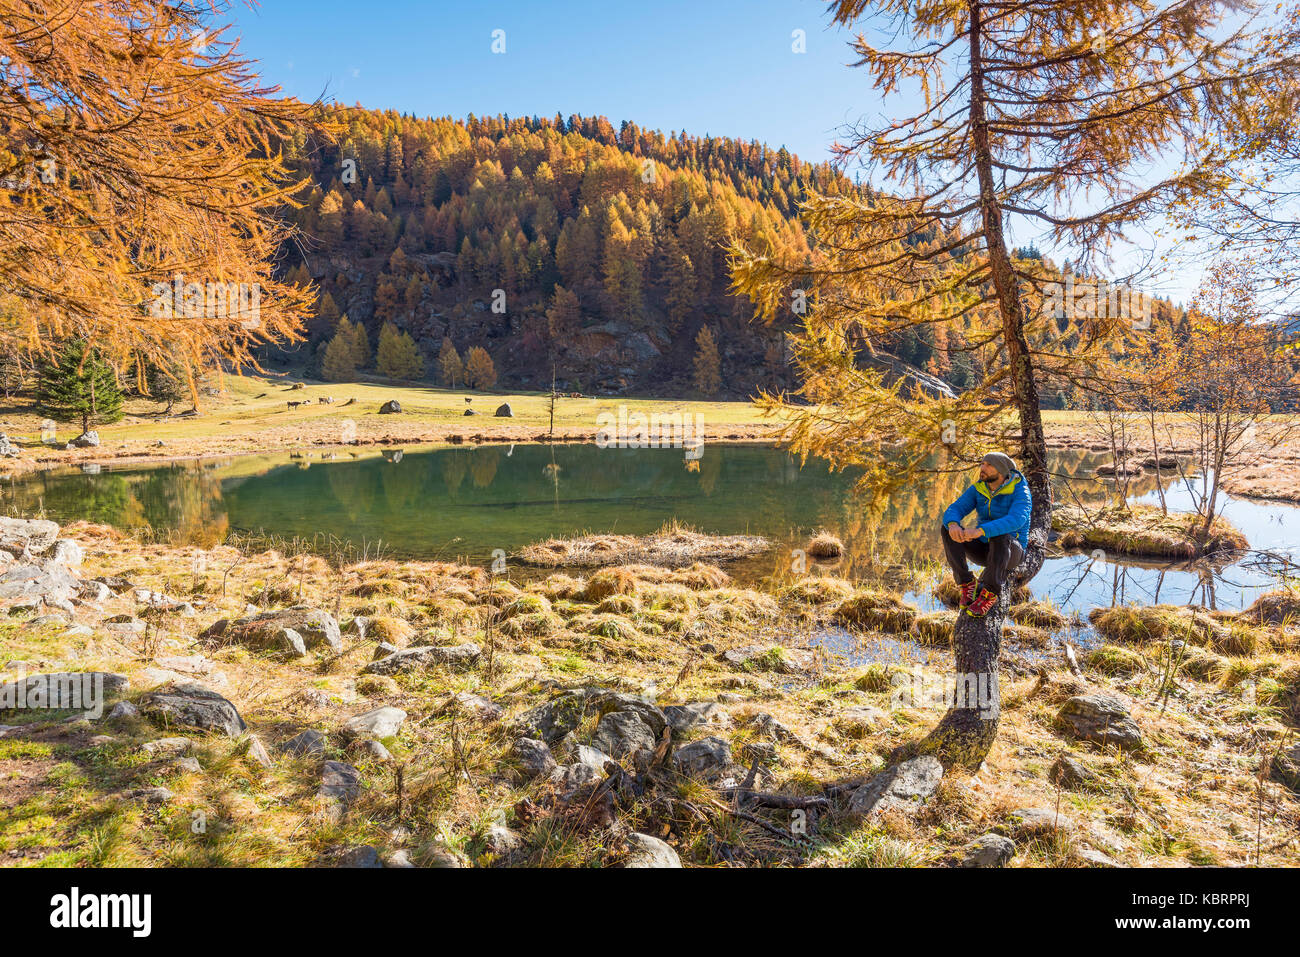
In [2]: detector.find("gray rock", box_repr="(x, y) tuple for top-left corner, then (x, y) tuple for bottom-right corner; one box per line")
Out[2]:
(593, 691), (668, 739)
(356, 739), (392, 763)
(106, 701), (139, 720)
(337, 845), (382, 868)
(275, 627), (307, 657)
(363, 643), (481, 675)
(0, 433), (19, 458)
(385, 849), (416, 868)
(1057, 695), (1144, 750)
(341, 706), (406, 741)
(1008, 806), (1075, 838)
(0, 518), (60, 555)
(372, 641), (399, 660)
(47, 540), (84, 567)
(571, 743), (613, 774)
(1076, 847), (1118, 867)
(279, 728), (327, 757)
(154, 655), (212, 676)
(170, 756), (202, 774)
(494, 402), (514, 418)
(378, 400), (401, 414)
(663, 701), (731, 734)
(512, 737), (557, 779)
(847, 755), (944, 818)
(548, 761), (602, 794)
(511, 689), (600, 744)
(201, 607), (343, 654)
(137, 683), (246, 737)
(672, 736), (733, 777)
(0, 561), (80, 603)
(1049, 754), (1099, 790)
(959, 834), (1016, 868)
(69, 430), (100, 448)
(624, 832), (681, 868)
(346, 616), (370, 640)
(318, 760), (361, 804)
(244, 734), (274, 769)
(592, 710), (657, 758)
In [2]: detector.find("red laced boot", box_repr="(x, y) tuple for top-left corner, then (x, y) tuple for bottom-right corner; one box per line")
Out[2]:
(957, 579), (978, 609)
(966, 586), (999, 618)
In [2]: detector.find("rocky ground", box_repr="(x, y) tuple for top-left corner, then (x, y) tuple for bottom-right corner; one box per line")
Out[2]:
(0, 516), (1297, 868)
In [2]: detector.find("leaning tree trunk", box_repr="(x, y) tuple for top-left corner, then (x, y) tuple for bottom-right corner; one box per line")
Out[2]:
(915, 0), (1054, 769)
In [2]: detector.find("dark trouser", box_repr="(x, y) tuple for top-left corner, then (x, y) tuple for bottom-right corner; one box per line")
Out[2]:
(941, 525), (1023, 594)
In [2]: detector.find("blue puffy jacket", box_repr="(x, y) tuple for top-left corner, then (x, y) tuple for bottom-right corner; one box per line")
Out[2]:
(941, 470), (1032, 549)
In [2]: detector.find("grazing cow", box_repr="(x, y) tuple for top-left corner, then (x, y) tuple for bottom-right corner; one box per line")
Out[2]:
(318, 396), (333, 405)
(287, 400), (305, 410)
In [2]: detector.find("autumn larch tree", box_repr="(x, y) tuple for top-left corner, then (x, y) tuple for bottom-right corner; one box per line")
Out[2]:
(693, 326), (722, 395)
(733, 0), (1291, 768)
(464, 346), (497, 390)
(376, 322), (424, 380)
(438, 337), (465, 388)
(0, 0), (326, 386)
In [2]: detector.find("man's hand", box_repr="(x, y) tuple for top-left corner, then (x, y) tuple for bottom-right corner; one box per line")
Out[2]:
(949, 524), (982, 542)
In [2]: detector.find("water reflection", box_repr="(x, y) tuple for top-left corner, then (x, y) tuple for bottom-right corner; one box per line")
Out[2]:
(0, 444), (1294, 615)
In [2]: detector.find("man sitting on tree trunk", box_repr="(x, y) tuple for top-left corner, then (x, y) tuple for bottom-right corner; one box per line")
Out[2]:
(940, 453), (1032, 618)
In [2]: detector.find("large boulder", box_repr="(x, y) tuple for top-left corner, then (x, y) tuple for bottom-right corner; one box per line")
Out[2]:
(1056, 695), (1144, 751)
(0, 518), (60, 555)
(201, 607), (342, 655)
(846, 755), (944, 818)
(672, 736), (733, 777)
(511, 737), (557, 779)
(0, 434), (19, 458)
(592, 710), (657, 758)
(0, 561), (80, 604)
(138, 683), (246, 737)
(378, 400), (401, 414)
(958, 834), (1016, 868)
(363, 643), (481, 675)
(494, 403), (514, 418)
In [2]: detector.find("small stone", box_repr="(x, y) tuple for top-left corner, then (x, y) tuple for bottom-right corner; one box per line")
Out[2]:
(624, 832), (682, 868)
(1007, 807), (1076, 838)
(959, 834), (1016, 868)
(1057, 695), (1144, 751)
(378, 400), (401, 414)
(1049, 754), (1099, 790)
(137, 683), (245, 737)
(512, 737), (557, 779)
(278, 729), (327, 757)
(356, 739), (392, 762)
(341, 706), (406, 741)
(832, 705), (887, 737)
(385, 849), (416, 868)
(244, 734), (274, 769)
(662, 701), (731, 734)
(672, 736), (733, 777)
(170, 756), (202, 774)
(337, 845), (382, 868)
(107, 701), (139, 720)
(363, 644), (481, 675)
(1076, 846), (1118, 867)
(372, 642), (398, 660)
(318, 760), (361, 805)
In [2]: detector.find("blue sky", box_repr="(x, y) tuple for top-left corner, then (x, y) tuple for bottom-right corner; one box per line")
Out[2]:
(228, 0), (1208, 303)
(231, 0), (867, 166)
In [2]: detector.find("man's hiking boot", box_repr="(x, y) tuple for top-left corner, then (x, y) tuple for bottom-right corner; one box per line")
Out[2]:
(957, 579), (978, 609)
(966, 586), (998, 618)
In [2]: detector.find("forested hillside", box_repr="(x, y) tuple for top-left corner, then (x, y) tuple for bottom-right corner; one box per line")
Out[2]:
(270, 108), (843, 396)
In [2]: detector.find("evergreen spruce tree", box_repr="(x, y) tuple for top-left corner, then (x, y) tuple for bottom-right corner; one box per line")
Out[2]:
(36, 341), (124, 432)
